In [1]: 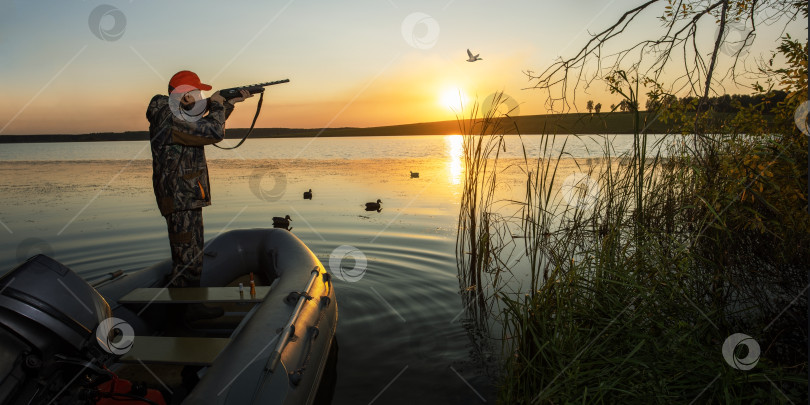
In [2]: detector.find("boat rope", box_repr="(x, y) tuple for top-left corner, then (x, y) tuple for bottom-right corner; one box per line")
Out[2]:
(251, 268), (322, 402)
(289, 289), (332, 385)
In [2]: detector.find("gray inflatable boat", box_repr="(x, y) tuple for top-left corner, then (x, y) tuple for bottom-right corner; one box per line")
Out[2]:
(0, 228), (338, 404)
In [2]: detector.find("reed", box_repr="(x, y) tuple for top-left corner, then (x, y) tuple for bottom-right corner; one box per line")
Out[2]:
(455, 93), (511, 337)
(456, 85), (808, 403)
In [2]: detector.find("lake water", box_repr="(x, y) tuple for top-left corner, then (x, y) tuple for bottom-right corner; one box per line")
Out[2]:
(0, 133), (671, 161)
(0, 134), (669, 404)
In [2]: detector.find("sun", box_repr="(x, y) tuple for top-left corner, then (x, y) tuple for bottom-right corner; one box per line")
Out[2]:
(440, 87), (469, 112)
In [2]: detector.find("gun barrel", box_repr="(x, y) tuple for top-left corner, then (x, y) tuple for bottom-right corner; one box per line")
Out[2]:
(220, 79), (290, 100)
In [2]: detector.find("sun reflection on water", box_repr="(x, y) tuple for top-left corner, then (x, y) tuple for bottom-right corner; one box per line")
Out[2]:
(446, 135), (463, 185)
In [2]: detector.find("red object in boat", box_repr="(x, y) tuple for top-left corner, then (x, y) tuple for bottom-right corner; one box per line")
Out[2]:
(95, 378), (166, 405)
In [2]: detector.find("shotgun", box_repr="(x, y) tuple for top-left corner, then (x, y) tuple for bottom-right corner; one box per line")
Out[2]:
(218, 79), (290, 100)
(211, 79), (290, 149)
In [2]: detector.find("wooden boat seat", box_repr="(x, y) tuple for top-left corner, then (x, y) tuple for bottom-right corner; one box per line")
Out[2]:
(119, 286), (271, 304)
(119, 336), (231, 366)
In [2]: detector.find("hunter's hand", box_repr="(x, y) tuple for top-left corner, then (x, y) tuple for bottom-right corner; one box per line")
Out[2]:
(210, 89), (252, 105)
(210, 91), (226, 105)
(219, 89), (253, 105)
(228, 89), (253, 104)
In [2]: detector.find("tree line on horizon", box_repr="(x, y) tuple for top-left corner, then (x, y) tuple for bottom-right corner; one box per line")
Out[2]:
(586, 89), (789, 114)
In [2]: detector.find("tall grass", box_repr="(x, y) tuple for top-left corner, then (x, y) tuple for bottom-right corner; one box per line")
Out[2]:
(456, 90), (808, 403)
(455, 94), (511, 342)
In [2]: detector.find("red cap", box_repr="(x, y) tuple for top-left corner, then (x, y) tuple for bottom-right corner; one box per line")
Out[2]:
(168, 70), (212, 94)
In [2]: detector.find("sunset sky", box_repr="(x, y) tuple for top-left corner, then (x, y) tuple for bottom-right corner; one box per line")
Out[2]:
(0, 0), (805, 135)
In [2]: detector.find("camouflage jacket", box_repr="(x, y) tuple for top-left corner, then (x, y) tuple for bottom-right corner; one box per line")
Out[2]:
(146, 95), (234, 216)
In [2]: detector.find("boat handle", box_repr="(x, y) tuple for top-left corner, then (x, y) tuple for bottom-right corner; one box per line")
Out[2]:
(285, 291), (313, 304)
(266, 267), (320, 372)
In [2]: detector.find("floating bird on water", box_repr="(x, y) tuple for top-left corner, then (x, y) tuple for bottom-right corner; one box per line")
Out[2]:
(466, 49), (482, 62)
(365, 199), (382, 212)
(410, 171), (419, 178)
(303, 189), (312, 199)
(272, 215), (292, 230)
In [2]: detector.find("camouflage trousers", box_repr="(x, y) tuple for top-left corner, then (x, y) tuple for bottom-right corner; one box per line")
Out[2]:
(165, 208), (204, 287)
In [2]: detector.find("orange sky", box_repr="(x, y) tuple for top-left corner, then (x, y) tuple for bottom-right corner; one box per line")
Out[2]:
(0, 1), (804, 135)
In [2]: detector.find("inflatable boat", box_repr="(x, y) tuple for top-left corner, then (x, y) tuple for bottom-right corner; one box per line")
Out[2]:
(0, 228), (338, 404)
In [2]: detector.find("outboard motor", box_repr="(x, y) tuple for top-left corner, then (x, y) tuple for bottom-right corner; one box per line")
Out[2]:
(0, 255), (118, 404)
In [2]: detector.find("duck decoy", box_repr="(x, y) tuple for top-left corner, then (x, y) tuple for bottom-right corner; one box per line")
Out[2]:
(365, 199), (382, 212)
(272, 215), (293, 230)
(303, 189), (312, 200)
(410, 171), (419, 178)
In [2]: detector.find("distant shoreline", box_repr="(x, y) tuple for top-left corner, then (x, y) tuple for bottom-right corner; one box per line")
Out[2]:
(0, 112), (681, 143)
